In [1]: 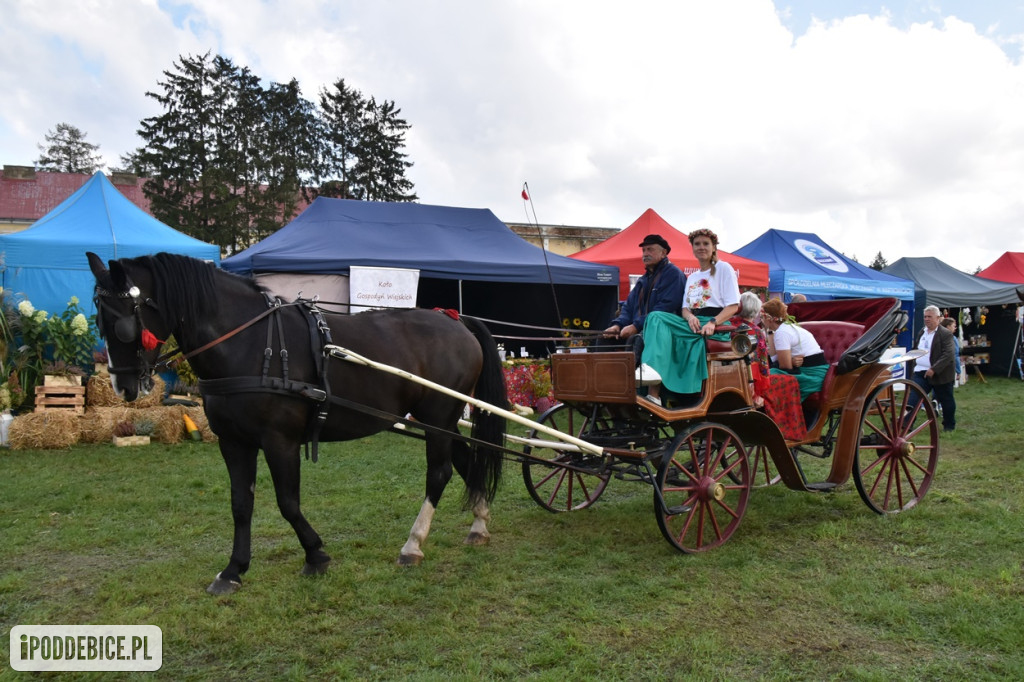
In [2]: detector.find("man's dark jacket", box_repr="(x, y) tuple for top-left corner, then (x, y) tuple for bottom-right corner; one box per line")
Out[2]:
(610, 258), (684, 331)
(912, 324), (956, 384)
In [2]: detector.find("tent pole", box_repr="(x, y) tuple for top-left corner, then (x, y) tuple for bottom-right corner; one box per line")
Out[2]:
(1009, 314), (1023, 378)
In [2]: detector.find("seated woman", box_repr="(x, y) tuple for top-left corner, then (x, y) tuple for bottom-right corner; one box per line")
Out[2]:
(761, 298), (828, 401)
(736, 292), (807, 441)
(641, 228), (740, 405)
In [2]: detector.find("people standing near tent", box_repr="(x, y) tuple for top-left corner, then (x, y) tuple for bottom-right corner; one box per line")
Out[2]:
(641, 228), (740, 406)
(908, 306), (957, 432)
(940, 317), (962, 385)
(601, 234), (684, 363)
(761, 298), (827, 402)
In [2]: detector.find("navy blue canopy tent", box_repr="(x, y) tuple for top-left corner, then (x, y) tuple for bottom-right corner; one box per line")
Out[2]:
(0, 172), (220, 318)
(222, 197), (620, 354)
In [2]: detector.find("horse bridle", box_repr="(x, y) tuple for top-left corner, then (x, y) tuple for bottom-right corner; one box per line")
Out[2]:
(93, 283), (161, 381)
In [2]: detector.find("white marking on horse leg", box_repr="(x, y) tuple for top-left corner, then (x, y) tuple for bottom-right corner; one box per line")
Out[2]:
(397, 499), (435, 566)
(465, 498), (491, 546)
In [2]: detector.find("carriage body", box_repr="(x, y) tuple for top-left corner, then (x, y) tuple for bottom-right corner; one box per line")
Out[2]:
(524, 297), (939, 553)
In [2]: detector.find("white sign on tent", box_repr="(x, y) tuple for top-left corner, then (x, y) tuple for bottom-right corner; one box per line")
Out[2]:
(349, 266), (419, 314)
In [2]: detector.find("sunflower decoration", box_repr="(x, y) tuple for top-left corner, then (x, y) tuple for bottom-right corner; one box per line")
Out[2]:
(562, 317), (592, 347)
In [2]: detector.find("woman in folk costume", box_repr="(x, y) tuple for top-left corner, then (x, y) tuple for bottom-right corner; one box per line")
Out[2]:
(641, 228), (740, 405)
(761, 298), (828, 401)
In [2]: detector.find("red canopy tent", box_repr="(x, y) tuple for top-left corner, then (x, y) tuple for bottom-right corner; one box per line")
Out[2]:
(978, 252), (1024, 283)
(569, 208), (770, 299)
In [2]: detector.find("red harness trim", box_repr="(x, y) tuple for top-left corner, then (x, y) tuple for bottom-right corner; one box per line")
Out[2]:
(433, 307), (460, 321)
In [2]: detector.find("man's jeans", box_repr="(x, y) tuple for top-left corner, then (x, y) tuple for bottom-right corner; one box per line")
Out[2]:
(907, 370), (956, 430)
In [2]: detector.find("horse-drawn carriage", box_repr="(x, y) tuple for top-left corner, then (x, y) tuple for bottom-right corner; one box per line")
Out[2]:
(517, 296), (939, 553)
(88, 251), (938, 592)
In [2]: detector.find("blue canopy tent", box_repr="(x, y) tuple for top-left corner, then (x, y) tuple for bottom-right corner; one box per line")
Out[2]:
(734, 229), (916, 345)
(222, 197), (620, 355)
(0, 172), (220, 318)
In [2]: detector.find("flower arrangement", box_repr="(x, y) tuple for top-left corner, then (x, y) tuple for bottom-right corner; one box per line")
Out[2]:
(44, 296), (97, 370)
(561, 317), (592, 348)
(503, 360), (553, 409)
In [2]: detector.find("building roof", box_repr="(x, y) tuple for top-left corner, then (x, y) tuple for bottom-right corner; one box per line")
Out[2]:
(0, 167), (151, 224)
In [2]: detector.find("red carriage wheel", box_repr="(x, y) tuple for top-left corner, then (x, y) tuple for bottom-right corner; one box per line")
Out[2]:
(655, 422), (751, 552)
(853, 379), (939, 514)
(747, 443), (781, 487)
(521, 403), (612, 512)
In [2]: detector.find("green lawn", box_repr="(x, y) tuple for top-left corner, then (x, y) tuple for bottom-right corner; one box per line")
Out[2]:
(1, 376), (1022, 680)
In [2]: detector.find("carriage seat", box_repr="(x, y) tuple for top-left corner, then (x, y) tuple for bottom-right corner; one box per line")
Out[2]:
(798, 321), (865, 411)
(705, 322), (744, 354)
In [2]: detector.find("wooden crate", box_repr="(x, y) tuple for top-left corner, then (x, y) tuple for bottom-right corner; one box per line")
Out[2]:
(34, 385), (86, 414)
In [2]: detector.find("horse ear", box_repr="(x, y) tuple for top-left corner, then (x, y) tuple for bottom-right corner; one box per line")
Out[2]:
(109, 260), (130, 290)
(86, 251), (108, 279)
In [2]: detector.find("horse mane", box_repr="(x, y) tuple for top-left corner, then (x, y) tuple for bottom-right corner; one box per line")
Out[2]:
(136, 253), (263, 342)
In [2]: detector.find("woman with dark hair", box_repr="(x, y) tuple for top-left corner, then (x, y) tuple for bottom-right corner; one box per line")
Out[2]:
(641, 228), (741, 405)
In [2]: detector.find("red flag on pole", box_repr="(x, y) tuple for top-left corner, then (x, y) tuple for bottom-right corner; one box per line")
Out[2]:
(521, 188), (529, 201)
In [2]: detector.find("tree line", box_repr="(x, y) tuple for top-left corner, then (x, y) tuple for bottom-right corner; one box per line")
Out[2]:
(36, 52), (416, 253)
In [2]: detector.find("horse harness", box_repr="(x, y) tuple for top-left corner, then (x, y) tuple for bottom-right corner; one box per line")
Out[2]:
(95, 284), (513, 463)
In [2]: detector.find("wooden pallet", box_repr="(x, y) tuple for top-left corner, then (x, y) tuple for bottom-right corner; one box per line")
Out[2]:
(34, 385), (86, 414)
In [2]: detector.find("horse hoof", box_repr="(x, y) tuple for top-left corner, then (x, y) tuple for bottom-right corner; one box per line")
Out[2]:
(206, 575), (241, 596)
(301, 559), (330, 576)
(396, 553), (423, 567)
(464, 532), (490, 546)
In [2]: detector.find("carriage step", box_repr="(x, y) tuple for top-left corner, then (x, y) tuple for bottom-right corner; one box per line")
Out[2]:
(805, 481), (839, 492)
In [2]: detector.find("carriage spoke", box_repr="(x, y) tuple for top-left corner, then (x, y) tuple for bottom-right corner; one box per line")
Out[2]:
(855, 379), (939, 514)
(657, 423), (750, 553)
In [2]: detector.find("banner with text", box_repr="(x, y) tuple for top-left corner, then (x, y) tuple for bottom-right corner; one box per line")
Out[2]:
(349, 266), (420, 314)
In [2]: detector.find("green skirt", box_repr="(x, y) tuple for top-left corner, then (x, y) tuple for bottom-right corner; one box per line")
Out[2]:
(770, 364), (828, 401)
(641, 311), (730, 394)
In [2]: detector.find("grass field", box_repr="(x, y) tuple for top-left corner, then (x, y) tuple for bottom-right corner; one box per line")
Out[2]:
(2, 376), (1023, 680)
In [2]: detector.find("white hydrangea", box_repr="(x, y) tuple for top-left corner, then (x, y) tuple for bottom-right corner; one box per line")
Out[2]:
(34, 310), (47, 323)
(17, 300), (34, 316)
(69, 296), (79, 306)
(71, 313), (89, 335)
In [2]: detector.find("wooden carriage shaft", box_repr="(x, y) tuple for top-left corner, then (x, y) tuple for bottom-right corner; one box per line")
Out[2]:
(325, 345), (605, 456)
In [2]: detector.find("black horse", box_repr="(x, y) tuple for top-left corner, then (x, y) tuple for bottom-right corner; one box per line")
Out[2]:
(88, 252), (507, 595)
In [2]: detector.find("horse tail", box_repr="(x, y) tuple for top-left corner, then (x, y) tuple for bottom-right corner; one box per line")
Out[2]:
(460, 315), (508, 504)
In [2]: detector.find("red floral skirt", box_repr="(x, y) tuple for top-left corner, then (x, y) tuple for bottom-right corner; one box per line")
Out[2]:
(753, 365), (807, 441)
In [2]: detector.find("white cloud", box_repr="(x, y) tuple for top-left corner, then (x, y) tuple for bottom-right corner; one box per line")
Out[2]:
(2, 0), (1023, 272)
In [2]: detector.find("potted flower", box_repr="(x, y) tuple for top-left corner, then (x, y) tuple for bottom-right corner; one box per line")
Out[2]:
(93, 348), (108, 375)
(112, 420), (151, 447)
(42, 360), (86, 387)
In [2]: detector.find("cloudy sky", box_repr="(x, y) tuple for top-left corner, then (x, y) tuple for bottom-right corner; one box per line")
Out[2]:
(3, 0), (1023, 273)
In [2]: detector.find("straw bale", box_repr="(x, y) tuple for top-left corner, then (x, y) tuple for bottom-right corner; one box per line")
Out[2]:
(86, 374), (165, 408)
(8, 411), (81, 450)
(79, 404), (189, 444)
(184, 405), (218, 443)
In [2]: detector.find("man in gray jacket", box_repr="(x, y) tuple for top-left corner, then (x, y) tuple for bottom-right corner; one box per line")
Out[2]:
(908, 305), (957, 432)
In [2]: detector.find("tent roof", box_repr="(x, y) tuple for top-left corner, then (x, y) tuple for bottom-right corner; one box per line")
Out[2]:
(221, 197), (618, 286)
(977, 252), (1024, 284)
(569, 208), (769, 298)
(0, 171), (220, 266)
(733, 228), (915, 301)
(0, 172), (220, 317)
(883, 256), (1024, 308)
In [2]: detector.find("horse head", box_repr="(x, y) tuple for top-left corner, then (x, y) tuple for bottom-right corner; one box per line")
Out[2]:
(87, 251), (168, 402)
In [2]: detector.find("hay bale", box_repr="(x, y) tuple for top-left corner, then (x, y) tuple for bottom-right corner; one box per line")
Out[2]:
(8, 411), (81, 450)
(184, 406), (218, 443)
(86, 374), (165, 408)
(78, 406), (137, 443)
(79, 404), (189, 444)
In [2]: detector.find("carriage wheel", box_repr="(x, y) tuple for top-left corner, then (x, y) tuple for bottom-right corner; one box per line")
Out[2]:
(853, 379), (939, 514)
(522, 403), (612, 512)
(655, 422), (751, 552)
(748, 444), (781, 487)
